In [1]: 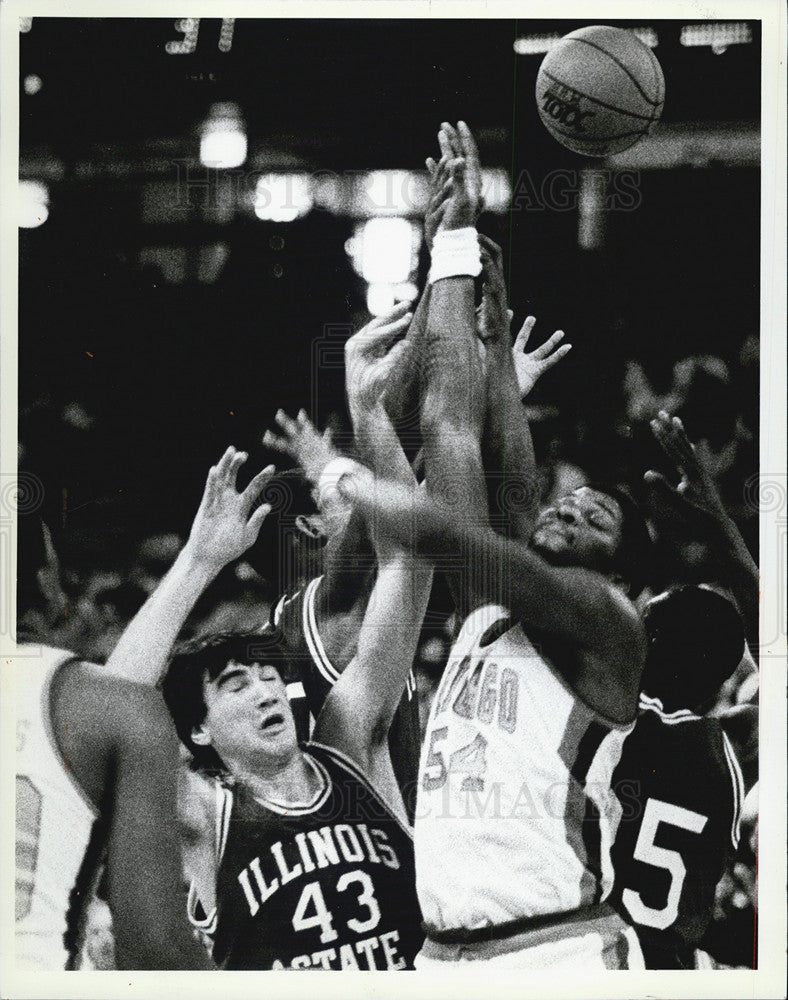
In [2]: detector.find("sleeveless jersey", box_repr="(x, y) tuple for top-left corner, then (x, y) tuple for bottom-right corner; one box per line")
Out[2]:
(272, 575), (421, 820)
(197, 741), (422, 969)
(416, 604), (634, 932)
(609, 694), (744, 968)
(13, 645), (102, 970)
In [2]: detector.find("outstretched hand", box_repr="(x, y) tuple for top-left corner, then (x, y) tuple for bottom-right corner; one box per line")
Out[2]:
(512, 316), (572, 399)
(263, 409), (339, 485)
(187, 447), (275, 570)
(476, 235), (571, 396)
(643, 411), (727, 528)
(345, 302), (413, 419)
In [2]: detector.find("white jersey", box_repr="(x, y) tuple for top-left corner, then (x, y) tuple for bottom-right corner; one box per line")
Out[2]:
(14, 645), (100, 970)
(416, 605), (634, 932)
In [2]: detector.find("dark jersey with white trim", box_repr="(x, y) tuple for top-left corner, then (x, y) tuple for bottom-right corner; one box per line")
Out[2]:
(272, 576), (421, 821)
(609, 695), (744, 969)
(207, 742), (422, 970)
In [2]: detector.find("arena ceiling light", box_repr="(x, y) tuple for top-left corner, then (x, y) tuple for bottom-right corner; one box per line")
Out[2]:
(514, 27), (657, 55)
(480, 169), (512, 214)
(680, 22), (752, 53)
(199, 102), (247, 170)
(253, 174), (313, 222)
(18, 180), (49, 228)
(24, 74), (43, 96)
(345, 218), (421, 316)
(513, 34), (562, 55)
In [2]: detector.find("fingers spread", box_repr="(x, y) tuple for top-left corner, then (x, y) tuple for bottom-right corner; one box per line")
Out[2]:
(513, 316), (537, 351)
(262, 429), (289, 452)
(215, 446), (236, 478)
(228, 449), (248, 486)
(543, 343), (572, 368)
(275, 409), (299, 437)
(532, 329), (565, 359)
(242, 464), (276, 510)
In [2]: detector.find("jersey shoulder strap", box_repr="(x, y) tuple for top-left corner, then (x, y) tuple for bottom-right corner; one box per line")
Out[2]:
(306, 741), (413, 839)
(187, 779), (232, 935)
(720, 729), (745, 850)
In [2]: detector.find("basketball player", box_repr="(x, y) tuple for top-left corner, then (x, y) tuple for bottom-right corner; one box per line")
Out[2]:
(13, 523), (212, 970)
(337, 120), (651, 968)
(609, 585), (749, 969)
(259, 312), (422, 817)
(643, 408), (759, 660)
(105, 324), (431, 969)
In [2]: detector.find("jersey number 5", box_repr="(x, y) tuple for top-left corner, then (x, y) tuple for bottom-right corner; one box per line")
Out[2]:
(622, 797), (708, 930)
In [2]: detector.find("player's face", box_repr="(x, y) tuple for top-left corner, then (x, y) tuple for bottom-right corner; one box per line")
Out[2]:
(194, 660), (299, 770)
(530, 487), (624, 572)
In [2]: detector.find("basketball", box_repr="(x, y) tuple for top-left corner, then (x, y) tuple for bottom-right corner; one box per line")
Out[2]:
(535, 25), (665, 156)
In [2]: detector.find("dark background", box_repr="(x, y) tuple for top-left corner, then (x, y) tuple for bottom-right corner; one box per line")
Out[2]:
(18, 17), (761, 567)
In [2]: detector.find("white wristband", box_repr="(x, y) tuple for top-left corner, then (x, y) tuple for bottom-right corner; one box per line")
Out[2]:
(428, 227), (482, 284)
(316, 457), (361, 506)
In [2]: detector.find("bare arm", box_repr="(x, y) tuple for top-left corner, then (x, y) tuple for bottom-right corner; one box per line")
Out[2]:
(381, 285), (432, 430)
(644, 411), (759, 659)
(340, 475), (645, 723)
(419, 123), (489, 617)
(477, 237), (572, 543)
(477, 236), (538, 542)
(56, 666), (214, 969)
(104, 448), (274, 685)
(315, 324), (432, 816)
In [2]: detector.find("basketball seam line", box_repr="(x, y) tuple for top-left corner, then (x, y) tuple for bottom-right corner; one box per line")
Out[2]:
(545, 122), (651, 144)
(562, 36), (663, 107)
(646, 45), (666, 104)
(541, 70), (659, 122)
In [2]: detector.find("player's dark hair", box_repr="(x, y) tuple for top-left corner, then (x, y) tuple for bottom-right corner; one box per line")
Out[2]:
(586, 482), (653, 598)
(161, 629), (293, 774)
(243, 468), (321, 591)
(641, 585), (745, 711)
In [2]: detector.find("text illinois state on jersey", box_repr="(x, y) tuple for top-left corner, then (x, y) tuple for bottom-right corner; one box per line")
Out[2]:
(200, 743), (422, 970)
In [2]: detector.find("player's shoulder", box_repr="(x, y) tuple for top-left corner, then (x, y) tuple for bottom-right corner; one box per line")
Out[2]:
(60, 662), (178, 751)
(605, 583), (647, 652)
(638, 695), (729, 766)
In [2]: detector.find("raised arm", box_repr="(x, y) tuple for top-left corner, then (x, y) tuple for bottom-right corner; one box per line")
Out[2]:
(314, 320), (432, 818)
(477, 235), (570, 542)
(419, 122), (490, 617)
(104, 447), (274, 685)
(644, 410), (759, 659)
